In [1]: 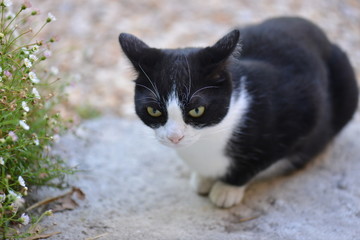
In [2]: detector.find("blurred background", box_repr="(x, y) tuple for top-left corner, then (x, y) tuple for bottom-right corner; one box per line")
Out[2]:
(32, 0), (360, 120)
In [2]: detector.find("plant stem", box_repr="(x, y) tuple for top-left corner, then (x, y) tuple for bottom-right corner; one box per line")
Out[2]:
(0, 1), (6, 32)
(30, 22), (48, 42)
(3, 8), (24, 33)
(4, 29), (33, 53)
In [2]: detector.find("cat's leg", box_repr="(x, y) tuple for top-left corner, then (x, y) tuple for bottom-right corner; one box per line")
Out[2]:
(209, 181), (246, 208)
(190, 172), (216, 195)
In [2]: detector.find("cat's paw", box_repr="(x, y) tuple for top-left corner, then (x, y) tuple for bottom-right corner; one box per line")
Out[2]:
(190, 172), (215, 195)
(209, 181), (246, 208)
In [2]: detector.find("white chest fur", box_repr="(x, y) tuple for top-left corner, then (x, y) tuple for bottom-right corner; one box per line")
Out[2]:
(176, 91), (250, 177)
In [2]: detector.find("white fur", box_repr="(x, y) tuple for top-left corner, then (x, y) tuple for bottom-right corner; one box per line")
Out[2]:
(154, 97), (198, 147)
(190, 172), (215, 195)
(209, 181), (246, 208)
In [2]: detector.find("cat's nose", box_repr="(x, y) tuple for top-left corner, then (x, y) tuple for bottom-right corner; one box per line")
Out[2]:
(168, 135), (184, 144)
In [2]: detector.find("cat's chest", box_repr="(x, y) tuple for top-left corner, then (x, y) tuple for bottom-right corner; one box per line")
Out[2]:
(176, 89), (250, 177)
(175, 126), (234, 177)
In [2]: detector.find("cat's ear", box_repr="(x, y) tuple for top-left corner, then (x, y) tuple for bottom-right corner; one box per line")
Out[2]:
(119, 33), (149, 62)
(199, 29), (240, 65)
(119, 33), (161, 69)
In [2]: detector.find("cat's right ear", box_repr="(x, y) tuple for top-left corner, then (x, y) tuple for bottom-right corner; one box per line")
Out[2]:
(119, 33), (150, 65)
(119, 33), (163, 71)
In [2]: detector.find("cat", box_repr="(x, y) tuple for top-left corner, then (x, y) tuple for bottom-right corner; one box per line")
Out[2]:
(118, 17), (358, 208)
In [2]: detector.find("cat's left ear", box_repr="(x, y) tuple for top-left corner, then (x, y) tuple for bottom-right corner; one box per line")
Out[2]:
(199, 29), (240, 65)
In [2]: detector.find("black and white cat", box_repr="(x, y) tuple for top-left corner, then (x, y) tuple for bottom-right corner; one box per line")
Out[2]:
(119, 17), (358, 208)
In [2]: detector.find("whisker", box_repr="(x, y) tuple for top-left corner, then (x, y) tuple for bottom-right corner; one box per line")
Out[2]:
(136, 83), (158, 99)
(136, 96), (160, 105)
(184, 54), (192, 101)
(189, 86), (220, 101)
(138, 63), (161, 100)
(203, 127), (232, 136)
(189, 95), (206, 102)
(137, 96), (158, 101)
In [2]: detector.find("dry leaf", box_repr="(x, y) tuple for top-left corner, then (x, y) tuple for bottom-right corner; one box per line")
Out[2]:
(52, 187), (85, 212)
(26, 187), (85, 212)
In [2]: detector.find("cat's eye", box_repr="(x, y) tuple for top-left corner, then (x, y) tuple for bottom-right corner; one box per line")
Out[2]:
(147, 107), (162, 117)
(189, 106), (205, 118)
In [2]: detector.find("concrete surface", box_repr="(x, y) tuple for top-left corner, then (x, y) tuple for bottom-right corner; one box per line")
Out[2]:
(36, 113), (360, 240)
(20, 0), (360, 239)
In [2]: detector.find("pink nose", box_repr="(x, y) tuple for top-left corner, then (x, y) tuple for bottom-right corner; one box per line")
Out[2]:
(168, 135), (184, 144)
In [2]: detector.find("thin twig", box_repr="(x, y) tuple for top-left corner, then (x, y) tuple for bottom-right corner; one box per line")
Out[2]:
(238, 215), (260, 223)
(85, 233), (109, 240)
(26, 187), (79, 212)
(24, 232), (61, 240)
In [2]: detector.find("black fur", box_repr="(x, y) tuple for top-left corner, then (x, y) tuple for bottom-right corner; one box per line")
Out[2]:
(119, 30), (238, 129)
(119, 17), (358, 187)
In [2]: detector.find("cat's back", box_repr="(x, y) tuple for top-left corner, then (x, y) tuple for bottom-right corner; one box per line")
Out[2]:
(228, 17), (358, 165)
(238, 17), (332, 65)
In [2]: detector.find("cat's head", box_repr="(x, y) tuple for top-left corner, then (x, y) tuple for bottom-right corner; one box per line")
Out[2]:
(119, 30), (240, 147)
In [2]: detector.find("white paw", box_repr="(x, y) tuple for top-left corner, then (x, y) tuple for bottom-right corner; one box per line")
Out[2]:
(209, 181), (246, 208)
(190, 172), (215, 195)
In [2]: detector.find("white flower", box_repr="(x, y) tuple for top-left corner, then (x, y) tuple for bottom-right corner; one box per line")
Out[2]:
(44, 50), (52, 57)
(19, 120), (30, 130)
(0, 157), (4, 165)
(20, 213), (30, 225)
(33, 134), (39, 146)
(29, 54), (38, 61)
(0, 193), (5, 203)
(8, 190), (21, 199)
(22, 101), (30, 112)
(52, 134), (60, 143)
(18, 176), (26, 188)
(28, 71), (40, 83)
(24, 58), (32, 68)
(4, 0), (12, 7)
(0, 66), (2, 73)
(8, 131), (18, 142)
(21, 47), (30, 55)
(47, 12), (56, 22)
(23, 187), (28, 196)
(32, 87), (41, 99)
(50, 66), (59, 75)
(45, 209), (53, 216)
(32, 45), (39, 53)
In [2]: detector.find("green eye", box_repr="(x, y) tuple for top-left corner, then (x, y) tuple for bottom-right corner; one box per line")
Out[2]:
(147, 106), (162, 117)
(189, 106), (205, 118)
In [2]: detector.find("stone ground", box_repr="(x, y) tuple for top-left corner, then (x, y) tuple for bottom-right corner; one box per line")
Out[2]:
(26, 0), (360, 239)
(36, 114), (360, 240)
